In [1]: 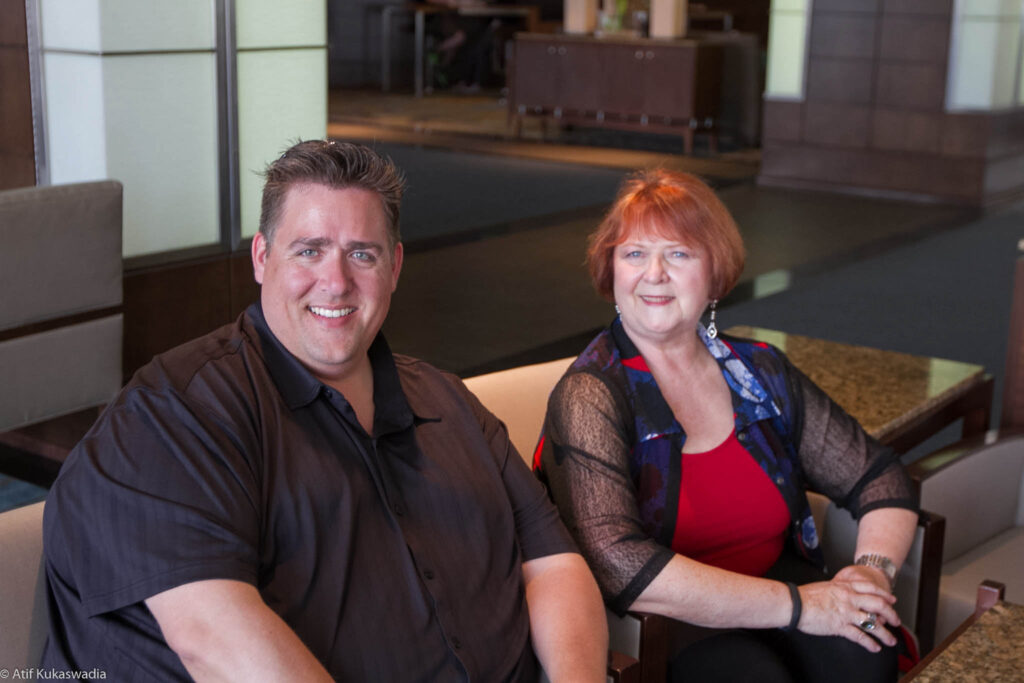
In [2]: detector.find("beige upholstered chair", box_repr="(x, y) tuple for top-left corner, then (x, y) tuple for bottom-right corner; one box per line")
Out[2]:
(0, 501), (48, 669)
(465, 357), (943, 681)
(907, 435), (1024, 644)
(0, 181), (123, 485)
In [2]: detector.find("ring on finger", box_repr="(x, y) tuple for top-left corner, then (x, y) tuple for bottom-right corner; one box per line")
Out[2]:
(858, 612), (878, 632)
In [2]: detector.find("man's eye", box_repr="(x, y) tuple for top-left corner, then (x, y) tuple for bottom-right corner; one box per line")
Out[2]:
(352, 251), (376, 263)
(299, 248), (318, 257)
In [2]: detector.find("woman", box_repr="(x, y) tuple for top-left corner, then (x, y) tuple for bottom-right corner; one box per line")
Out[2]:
(537, 169), (919, 682)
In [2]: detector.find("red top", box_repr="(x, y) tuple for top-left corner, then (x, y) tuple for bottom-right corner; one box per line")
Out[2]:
(671, 430), (790, 576)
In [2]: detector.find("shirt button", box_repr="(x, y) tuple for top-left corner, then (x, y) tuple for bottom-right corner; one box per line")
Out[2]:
(423, 570), (435, 580)
(451, 637), (462, 650)
(393, 503), (405, 516)
(737, 433), (747, 442)
(775, 476), (785, 486)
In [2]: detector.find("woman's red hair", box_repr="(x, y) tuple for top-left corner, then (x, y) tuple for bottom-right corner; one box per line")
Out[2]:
(587, 169), (745, 301)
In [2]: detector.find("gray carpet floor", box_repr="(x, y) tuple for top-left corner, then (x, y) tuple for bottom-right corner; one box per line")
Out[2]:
(375, 142), (629, 245)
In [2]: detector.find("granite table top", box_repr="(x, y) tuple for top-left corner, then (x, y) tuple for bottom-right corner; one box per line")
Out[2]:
(724, 326), (989, 445)
(909, 601), (1024, 682)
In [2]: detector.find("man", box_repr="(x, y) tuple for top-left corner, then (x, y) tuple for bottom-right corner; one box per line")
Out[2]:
(42, 140), (607, 681)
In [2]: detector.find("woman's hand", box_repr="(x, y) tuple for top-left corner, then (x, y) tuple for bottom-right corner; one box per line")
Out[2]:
(796, 573), (900, 652)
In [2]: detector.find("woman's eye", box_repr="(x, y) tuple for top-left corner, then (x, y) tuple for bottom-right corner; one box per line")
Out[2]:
(624, 250), (643, 259)
(671, 250), (689, 259)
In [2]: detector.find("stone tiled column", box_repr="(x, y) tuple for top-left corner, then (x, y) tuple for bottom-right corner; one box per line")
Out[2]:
(759, 0), (1024, 205)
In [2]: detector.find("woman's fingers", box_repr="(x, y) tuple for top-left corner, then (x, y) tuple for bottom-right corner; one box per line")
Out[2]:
(854, 593), (900, 626)
(797, 580), (900, 646)
(853, 610), (899, 647)
(839, 621), (886, 652)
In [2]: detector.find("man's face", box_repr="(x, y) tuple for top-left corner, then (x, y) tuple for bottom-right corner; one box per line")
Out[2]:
(252, 183), (403, 386)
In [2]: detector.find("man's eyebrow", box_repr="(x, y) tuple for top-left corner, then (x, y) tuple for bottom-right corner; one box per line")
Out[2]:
(288, 237), (332, 250)
(344, 241), (384, 252)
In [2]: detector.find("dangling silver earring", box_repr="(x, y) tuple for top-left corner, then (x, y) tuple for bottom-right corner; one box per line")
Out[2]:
(615, 304), (621, 316)
(707, 299), (718, 339)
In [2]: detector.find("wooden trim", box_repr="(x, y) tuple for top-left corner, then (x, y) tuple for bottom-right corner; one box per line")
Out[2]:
(1002, 254), (1024, 429)
(882, 374), (993, 454)
(914, 509), (945, 655)
(631, 612), (671, 683)
(0, 305), (122, 343)
(607, 651), (641, 683)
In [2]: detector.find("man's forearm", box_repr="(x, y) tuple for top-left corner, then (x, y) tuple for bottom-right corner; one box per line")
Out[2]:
(147, 579), (333, 683)
(523, 553), (608, 682)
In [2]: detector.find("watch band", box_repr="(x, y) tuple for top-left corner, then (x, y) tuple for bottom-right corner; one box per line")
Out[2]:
(855, 553), (897, 590)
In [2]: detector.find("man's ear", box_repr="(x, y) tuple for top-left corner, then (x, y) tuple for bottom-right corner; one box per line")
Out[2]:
(390, 242), (404, 292)
(252, 232), (268, 285)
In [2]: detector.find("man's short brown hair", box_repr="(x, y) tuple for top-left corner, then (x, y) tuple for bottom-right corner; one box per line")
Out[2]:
(259, 140), (406, 250)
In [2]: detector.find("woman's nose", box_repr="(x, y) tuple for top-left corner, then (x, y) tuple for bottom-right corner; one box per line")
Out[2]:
(643, 256), (666, 282)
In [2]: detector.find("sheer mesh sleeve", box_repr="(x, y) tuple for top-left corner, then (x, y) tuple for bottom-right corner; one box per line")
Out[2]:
(781, 356), (919, 518)
(541, 370), (675, 614)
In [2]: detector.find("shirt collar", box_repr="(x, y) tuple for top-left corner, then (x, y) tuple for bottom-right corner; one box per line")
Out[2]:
(610, 317), (780, 442)
(246, 303), (417, 435)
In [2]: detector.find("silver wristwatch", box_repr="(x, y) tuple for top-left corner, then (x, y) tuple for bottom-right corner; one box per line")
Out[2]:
(855, 554), (897, 590)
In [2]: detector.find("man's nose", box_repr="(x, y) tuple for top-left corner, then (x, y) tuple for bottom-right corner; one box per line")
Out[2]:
(319, 254), (353, 294)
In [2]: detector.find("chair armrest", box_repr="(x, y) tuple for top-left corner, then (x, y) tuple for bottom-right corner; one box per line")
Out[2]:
(906, 429), (1024, 489)
(607, 650), (641, 683)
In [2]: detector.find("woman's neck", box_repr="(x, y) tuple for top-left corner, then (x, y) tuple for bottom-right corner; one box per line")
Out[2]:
(627, 325), (709, 378)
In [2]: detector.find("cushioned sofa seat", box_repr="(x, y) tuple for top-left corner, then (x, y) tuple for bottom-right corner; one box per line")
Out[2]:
(0, 181), (123, 434)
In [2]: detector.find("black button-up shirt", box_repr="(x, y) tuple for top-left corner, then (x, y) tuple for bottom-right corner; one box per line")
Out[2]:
(43, 303), (576, 681)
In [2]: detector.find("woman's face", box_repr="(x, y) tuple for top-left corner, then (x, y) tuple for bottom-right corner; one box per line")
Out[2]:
(612, 227), (713, 347)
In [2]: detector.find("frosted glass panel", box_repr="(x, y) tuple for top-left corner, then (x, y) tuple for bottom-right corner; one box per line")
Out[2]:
(237, 49), (327, 238)
(948, 19), (1021, 109)
(103, 54), (220, 256)
(44, 53), (108, 183)
(41, 0), (214, 52)
(958, 0), (1023, 17)
(1019, 39), (1024, 105)
(40, 0), (102, 52)
(236, 0), (326, 49)
(766, 11), (808, 98)
(772, 0), (809, 11)
(99, 0), (215, 51)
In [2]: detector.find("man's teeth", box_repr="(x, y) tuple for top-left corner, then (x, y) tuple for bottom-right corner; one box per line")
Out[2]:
(309, 306), (355, 318)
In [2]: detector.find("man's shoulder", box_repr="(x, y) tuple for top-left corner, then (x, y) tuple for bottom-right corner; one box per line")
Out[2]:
(120, 314), (269, 419)
(391, 353), (484, 416)
(391, 353), (462, 394)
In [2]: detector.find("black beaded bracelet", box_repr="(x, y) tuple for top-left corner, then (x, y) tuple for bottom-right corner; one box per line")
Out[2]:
(782, 582), (802, 632)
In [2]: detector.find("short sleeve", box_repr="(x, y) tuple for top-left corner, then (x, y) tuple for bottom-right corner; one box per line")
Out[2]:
(541, 371), (674, 615)
(44, 385), (262, 617)
(451, 378), (577, 562)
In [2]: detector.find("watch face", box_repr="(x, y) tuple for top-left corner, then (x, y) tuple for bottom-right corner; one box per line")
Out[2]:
(856, 554), (896, 586)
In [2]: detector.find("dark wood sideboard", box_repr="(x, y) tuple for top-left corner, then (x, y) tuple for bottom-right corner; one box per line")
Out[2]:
(507, 33), (723, 154)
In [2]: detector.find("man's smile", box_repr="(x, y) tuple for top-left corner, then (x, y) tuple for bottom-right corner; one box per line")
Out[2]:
(308, 305), (356, 319)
